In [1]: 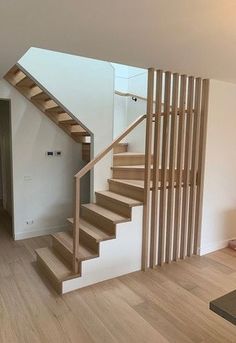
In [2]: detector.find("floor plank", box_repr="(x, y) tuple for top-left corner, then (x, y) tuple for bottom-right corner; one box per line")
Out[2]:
(0, 207), (236, 342)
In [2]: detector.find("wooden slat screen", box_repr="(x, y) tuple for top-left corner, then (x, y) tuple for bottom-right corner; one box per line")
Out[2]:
(148, 69), (209, 267)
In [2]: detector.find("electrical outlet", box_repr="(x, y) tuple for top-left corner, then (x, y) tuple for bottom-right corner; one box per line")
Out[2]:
(46, 151), (54, 157)
(26, 220), (34, 225)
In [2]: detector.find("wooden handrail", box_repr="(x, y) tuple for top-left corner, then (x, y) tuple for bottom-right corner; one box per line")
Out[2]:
(115, 90), (148, 102)
(72, 113), (147, 273)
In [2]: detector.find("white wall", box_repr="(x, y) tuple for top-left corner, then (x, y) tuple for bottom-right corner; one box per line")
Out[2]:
(19, 48), (114, 194)
(0, 80), (83, 239)
(200, 79), (236, 254)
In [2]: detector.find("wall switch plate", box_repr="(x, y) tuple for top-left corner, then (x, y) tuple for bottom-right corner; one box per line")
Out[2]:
(55, 151), (62, 157)
(46, 151), (54, 157)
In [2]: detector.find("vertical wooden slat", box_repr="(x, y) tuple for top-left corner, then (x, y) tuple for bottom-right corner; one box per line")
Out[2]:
(165, 73), (179, 263)
(142, 67), (155, 271)
(158, 71), (171, 266)
(187, 78), (202, 256)
(194, 79), (210, 254)
(73, 177), (80, 274)
(180, 76), (195, 259)
(150, 70), (163, 268)
(173, 75), (187, 261)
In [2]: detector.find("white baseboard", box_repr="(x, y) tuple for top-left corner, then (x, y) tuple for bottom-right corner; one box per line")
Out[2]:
(14, 224), (69, 240)
(200, 238), (235, 256)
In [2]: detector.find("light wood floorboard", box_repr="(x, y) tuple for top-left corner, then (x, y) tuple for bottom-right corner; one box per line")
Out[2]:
(0, 207), (236, 342)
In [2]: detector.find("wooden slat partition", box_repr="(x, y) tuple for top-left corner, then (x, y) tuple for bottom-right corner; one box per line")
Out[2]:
(193, 79), (210, 254)
(158, 71), (171, 266)
(142, 68), (155, 271)
(180, 77), (195, 259)
(149, 69), (209, 268)
(187, 78), (202, 256)
(150, 70), (163, 267)
(173, 75), (187, 261)
(166, 73), (179, 263)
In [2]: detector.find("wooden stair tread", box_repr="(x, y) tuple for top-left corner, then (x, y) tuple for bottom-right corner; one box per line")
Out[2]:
(82, 203), (129, 223)
(36, 247), (73, 281)
(109, 178), (153, 190)
(52, 231), (98, 261)
(96, 190), (143, 207)
(113, 152), (146, 156)
(67, 218), (115, 242)
(112, 165), (152, 169)
(16, 75), (35, 88)
(31, 92), (50, 101)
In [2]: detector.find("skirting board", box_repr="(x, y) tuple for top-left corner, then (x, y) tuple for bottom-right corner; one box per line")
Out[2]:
(14, 224), (69, 240)
(200, 237), (236, 256)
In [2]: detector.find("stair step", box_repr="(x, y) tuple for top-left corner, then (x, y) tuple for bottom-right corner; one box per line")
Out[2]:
(113, 152), (153, 166)
(36, 247), (74, 293)
(113, 142), (128, 154)
(112, 165), (152, 180)
(45, 105), (65, 114)
(96, 190), (142, 217)
(57, 113), (77, 125)
(82, 203), (129, 224)
(16, 75), (35, 88)
(108, 179), (147, 201)
(31, 91), (50, 102)
(52, 231), (98, 263)
(67, 218), (115, 242)
(70, 125), (90, 136)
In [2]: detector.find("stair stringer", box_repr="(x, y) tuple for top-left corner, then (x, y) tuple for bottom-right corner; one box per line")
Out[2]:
(62, 205), (143, 293)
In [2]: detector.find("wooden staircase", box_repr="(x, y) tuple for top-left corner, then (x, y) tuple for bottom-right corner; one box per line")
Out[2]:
(35, 142), (145, 293)
(4, 64), (91, 162)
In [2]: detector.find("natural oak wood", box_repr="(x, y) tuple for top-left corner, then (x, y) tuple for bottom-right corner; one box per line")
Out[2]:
(150, 70), (163, 267)
(142, 68), (155, 271)
(1, 209), (236, 343)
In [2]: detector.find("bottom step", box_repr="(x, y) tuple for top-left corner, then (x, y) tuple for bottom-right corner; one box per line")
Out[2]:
(36, 247), (79, 294)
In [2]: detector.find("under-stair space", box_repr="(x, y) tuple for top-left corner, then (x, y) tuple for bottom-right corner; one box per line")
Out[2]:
(35, 143), (144, 294)
(4, 65), (91, 162)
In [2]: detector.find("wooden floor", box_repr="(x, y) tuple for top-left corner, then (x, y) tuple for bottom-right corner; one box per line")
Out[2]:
(1, 208), (236, 342)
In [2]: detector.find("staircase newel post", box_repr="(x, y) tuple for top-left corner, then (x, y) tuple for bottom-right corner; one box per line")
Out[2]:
(73, 176), (80, 274)
(142, 67), (155, 271)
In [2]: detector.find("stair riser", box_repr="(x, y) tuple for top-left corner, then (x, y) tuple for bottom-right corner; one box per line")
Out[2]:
(36, 253), (63, 294)
(80, 229), (99, 253)
(113, 155), (153, 166)
(113, 144), (128, 154)
(108, 181), (144, 202)
(52, 236), (74, 267)
(81, 207), (116, 234)
(112, 168), (153, 180)
(96, 193), (131, 218)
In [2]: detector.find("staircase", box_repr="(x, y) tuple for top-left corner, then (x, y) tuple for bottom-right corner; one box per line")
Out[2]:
(35, 142), (145, 294)
(4, 64), (91, 161)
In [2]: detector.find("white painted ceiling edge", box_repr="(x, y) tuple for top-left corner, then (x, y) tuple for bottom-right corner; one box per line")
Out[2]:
(1, 1), (236, 82)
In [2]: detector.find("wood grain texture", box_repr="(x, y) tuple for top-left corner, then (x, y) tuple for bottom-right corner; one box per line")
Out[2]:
(165, 73), (179, 263)
(173, 75), (187, 261)
(150, 70), (163, 268)
(1, 207), (236, 343)
(158, 72), (171, 266)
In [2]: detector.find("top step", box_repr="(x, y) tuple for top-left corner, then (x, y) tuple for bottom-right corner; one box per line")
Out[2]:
(113, 142), (128, 154)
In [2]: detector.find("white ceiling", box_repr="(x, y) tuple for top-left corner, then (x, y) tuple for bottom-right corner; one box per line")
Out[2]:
(1, 0), (236, 82)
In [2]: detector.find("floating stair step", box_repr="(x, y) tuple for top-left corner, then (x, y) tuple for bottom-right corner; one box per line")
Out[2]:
(45, 105), (65, 114)
(67, 217), (115, 242)
(113, 152), (153, 166)
(16, 75), (35, 88)
(96, 190), (142, 217)
(57, 113), (77, 125)
(31, 91), (50, 102)
(70, 125), (90, 136)
(113, 142), (128, 154)
(52, 231), (98, 264)
(36, 247), (74, 293)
